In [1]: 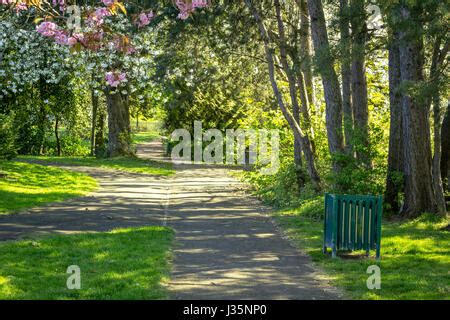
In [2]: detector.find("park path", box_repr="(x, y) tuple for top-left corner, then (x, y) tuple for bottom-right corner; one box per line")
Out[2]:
(138, 141), (341, 299)
(0, 139), (341, 299)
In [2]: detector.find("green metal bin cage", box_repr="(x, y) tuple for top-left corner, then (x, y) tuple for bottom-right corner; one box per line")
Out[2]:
(323, 193), (382, 259)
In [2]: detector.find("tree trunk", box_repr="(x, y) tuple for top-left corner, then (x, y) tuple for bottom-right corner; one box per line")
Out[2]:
(432, 93), (447, 215)
(293, 71), (306, 187)
(104, 88), (132, 157)
(340, 0), (353, 155)
(37, 78), (48, 156)
(95, 105), (106, 157)
(37, 103), (47, 156)
(350, 0), (370, 167)
(284, 4), (316, 155)
(55, 116), (61, 157)
(385, 30), (404, 214)
(430, 37), (447, 215)
(246, 0), (321, 190)
(306, 0), (345, 171)
(298, 0), (316, 110)
(441, 103), (450, 192)
(275, 0), (308, 188)
(90, 89), (98, 157)
(295, 69), (316, 154)
(398, 5), (436, 217)
(291, 1), (316, 155)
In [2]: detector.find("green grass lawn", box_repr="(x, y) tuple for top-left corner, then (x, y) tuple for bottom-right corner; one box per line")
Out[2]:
(132, 131), (161, 144)
(274, 197), (450, 300)
(0, 161), (98, 215)
(0, 226), (174, 299)
(19, 156), (174, 176)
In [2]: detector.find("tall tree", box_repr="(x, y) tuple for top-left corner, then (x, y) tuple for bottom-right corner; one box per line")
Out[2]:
(442, 103), (450, 192)
(295, 0), (316, 153)
(429, 36), (448, 215)
(350, 0), (370, 167)
(306, 0), (345, 172)
(340, 0), (354, 154)
(104, 89), (132, 157)
(90, 87), (99, 157)
(398, 3), (437, 217)
(385, 29), (404, 214)
(297, 0), (316, 110)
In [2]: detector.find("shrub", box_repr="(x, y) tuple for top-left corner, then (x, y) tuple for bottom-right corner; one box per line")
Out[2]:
(60, 135), (90, 156)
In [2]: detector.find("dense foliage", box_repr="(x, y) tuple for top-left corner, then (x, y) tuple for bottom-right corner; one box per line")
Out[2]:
(0, 0), (448, 217)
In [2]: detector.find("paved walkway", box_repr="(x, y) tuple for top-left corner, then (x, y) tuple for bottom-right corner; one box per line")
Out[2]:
(138, 141), (341, 299)
(0, 140), (341, 299)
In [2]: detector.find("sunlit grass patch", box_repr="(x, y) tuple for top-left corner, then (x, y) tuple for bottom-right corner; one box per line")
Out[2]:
(132, 131), (160, 144)
(0, 161), (98, 215)
(274, 207), (450, 300)
(18, 156), (174, 176)
(0, 226), (174, 299)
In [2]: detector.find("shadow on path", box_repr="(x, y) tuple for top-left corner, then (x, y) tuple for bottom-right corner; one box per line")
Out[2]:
(138, 141), (342, 299)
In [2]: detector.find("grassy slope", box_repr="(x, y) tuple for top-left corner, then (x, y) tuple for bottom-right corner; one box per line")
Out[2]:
(0, 226), (174, 299)
(0, 161), (98, 215)
(274, 198), (450, 300)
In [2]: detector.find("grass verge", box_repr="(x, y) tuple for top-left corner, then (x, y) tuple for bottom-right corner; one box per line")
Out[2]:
(18, 156), (174, 176)
(0, 161), (98, 215)
(0, 226), (174, 299)
(275, 198), (450, 300)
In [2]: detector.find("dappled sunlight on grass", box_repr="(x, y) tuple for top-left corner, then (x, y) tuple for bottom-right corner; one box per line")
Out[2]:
(19, 155), (174, 176)
(0, 161), (98, 215)
(0, 226), (174, 299)
(274, 208), (450, 300)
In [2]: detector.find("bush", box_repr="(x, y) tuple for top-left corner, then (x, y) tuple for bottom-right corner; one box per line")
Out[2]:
(60, 135), (90, 156)
(0, 113), (18, 160)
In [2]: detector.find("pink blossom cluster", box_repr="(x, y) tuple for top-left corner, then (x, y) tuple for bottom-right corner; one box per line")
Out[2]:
(14, 2), (27, 12)
(11, 0), (211, 90)
(87, 7), (112, 27)
(36, 21), (58, 37)
(105, 71), (127, 87)
(36, 21), (80, 46)
(137, 11), (154, 28)
(175, 0), (209, 20)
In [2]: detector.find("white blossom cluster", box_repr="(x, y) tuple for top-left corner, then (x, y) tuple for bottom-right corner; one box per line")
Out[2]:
(0, 17), (73, 100)
(0, 14), (157, 101)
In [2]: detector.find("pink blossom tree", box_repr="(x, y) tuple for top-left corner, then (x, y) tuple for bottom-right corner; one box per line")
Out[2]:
(1, 0), (210, 156)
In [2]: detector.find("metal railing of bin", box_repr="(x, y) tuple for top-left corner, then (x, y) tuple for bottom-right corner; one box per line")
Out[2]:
(323, 193), (382, 259)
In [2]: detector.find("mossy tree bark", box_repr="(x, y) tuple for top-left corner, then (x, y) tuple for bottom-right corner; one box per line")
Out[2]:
(104, 88), (133, 157)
